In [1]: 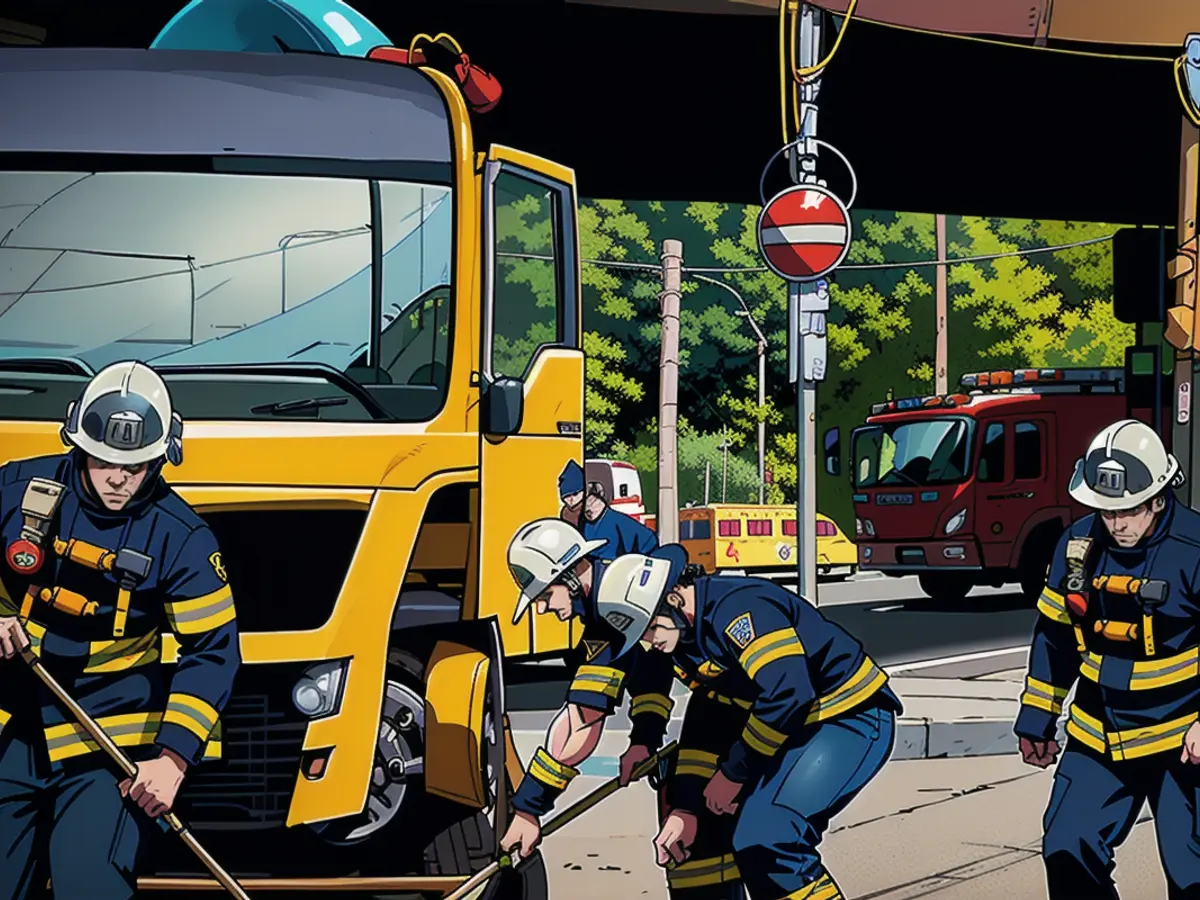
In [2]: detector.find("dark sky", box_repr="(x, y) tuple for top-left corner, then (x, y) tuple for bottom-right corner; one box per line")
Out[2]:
(2, 0), (1186, 223)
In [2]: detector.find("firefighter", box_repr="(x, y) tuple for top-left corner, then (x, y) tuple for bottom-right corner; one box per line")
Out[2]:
(0, 360), (241, 900)
(499, 519), (677, 862)
(1015, 418), (1200, 899)
(581, 480), (657, 561)
(595, 548), (902, 900)
(558, 460), (586, 527)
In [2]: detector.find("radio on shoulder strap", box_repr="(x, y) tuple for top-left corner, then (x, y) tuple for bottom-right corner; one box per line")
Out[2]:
(6, 478), (66, 577)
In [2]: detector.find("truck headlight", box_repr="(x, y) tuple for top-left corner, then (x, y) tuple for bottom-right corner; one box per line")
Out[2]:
(292, 660), (348, 719)
(862, 518), (876, 537)
(944, 509), (967, 535)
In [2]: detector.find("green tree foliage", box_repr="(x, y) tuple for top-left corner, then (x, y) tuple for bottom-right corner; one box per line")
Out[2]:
(495, 190), (1136, 532)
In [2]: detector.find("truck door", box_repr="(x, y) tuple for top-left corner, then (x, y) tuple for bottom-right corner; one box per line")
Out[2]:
(477, 147), (585, 656)
(975, 417), (1050, 569)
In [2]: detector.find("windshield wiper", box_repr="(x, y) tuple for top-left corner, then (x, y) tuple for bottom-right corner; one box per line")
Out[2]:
(152, 363), (391, 420)
(250, 396), (349, 416)
(881, 467), (922, 488)
(0, 357), (94, 377)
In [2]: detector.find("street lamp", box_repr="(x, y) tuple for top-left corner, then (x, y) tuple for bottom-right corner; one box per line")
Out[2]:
(689, 274), (770, 506)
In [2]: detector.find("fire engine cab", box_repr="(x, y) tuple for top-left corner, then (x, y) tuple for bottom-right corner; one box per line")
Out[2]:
(843, 368), (1128, 604)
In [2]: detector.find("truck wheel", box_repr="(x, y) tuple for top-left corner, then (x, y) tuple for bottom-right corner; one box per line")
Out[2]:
(422, 659), (550, 900)
(1018, 526), (1061, 603)
(918, 572), (973, 604)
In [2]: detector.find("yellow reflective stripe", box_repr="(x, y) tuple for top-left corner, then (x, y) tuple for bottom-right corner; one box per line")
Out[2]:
(697, 660), (725, 678)
(569, 664), (624, 699)
(23, 620), (45, 657)
(805, 658), (888, 725)
(164, 586), (235, 635)
(705, 690), (753, 709)
(738, 628), (805, 680)
(742, 714), (788, 756)
(1078, 646), (1200, 691)
(784, 871), (843, 900)
(163, 692), (220, 742)
(1020, 676), (1069, 715)
(527, 747), (579, 791)
(84, 631), (160, 674)
(1109, 713), (1198, 762)
(0, 708), (10, 730)
(630, 693), (673, 720)
(675, 749), (720, 779)
(1037, 588), (1071, 625)
(666, 853), (741, 889)
(45, 712), (162, 763)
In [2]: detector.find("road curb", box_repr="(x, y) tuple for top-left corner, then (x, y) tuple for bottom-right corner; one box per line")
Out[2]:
(893, 716), (1020, 760)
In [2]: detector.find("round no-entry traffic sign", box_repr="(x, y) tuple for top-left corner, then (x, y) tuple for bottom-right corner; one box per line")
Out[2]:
(756, 184), (852, 281)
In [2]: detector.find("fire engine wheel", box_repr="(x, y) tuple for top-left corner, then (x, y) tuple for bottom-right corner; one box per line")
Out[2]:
(917, 572), (973, 604)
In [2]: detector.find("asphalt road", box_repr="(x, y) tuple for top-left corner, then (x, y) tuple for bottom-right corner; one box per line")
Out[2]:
(506, 573), (1039, 710)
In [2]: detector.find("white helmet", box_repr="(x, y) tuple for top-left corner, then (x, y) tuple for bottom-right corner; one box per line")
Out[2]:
(1068, 419), (1183, 511)
(62, 361), (183, 467)
(507, 518), (607, 624)
(594, 545), (689, 659)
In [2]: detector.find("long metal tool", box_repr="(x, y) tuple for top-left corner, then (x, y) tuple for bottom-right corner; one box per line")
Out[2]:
(20, 647), (252, 900)
(443, 741), (680, 900)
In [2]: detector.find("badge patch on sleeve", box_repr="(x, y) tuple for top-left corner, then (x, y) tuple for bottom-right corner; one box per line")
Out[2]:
(208, 551), (227, 583)
(724, 613), (755, 650)
(583, 639), (609, 662)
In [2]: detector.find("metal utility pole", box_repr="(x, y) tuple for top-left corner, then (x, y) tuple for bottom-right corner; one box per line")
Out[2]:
(657, 239), (683, 543)
(719, 431), (730, 503)
(691, 274), (770, 505)
(704, 461), (712, 506)
(734, 307), (769, 505)
(788, 3), (825, 605)
(935, 213), (949, 395)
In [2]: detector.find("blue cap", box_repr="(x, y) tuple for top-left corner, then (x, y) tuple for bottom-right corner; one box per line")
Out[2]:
(648, 543), (689, 594)
(558, 460), (585, 498)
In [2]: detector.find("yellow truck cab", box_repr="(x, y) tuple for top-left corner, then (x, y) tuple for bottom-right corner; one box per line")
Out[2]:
(0, 39), (583, 894)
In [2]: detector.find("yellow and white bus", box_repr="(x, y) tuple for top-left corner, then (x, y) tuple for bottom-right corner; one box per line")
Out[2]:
(679, 504), (858, 580)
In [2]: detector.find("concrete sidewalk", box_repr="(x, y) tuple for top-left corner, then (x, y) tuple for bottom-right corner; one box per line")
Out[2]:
(538, 754), (1168, 900)
(510, 666), (1034, 773)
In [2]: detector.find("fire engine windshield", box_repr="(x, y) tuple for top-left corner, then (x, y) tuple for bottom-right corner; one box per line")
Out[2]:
(0, 170), (452, 422)
(852, 418), (973, 489)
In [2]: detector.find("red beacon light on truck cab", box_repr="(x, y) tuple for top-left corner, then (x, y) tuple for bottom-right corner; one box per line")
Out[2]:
(959, 368), (1120, 389)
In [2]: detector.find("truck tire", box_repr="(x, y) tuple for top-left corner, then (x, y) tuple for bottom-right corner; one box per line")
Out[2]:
(918, 572), (973, 604)
(1018, 524), (1061, 603)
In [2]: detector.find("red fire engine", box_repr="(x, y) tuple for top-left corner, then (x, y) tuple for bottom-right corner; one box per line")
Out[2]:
(844, 368), (1128, 603)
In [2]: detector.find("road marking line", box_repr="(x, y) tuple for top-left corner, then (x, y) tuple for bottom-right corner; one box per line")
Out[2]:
(869, 604), (904, 612)
(885, 646), (1028, 674)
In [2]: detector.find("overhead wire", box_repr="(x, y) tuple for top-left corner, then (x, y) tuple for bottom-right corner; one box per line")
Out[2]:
(496, 230), (1118, 275)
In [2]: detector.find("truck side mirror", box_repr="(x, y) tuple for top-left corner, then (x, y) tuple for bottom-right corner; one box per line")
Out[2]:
(484, 376), (524, 436)
(823, 427), (841, 477)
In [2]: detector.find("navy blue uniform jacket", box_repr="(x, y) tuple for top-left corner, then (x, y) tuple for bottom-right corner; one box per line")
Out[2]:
(582, 506), (658, 562)
(0, 453), (240, 769)
(1017, 497), (1200, 763)
(669, 575), (902, 807)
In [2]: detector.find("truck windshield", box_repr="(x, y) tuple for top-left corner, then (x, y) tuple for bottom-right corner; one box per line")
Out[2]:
(852, 418), (973, 488)
(0, 170), (452, 422)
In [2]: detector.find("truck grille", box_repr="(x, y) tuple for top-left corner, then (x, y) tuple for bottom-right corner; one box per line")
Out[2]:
(175, 665), (309, 831)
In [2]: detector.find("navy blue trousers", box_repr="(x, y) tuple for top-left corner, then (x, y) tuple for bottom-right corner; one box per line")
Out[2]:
(732, 705), (896, 900)
(0, 733), (150, 900)
(1043, 747), (1200, 900)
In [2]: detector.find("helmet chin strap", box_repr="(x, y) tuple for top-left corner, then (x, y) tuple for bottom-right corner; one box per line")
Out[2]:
(657, 596), (694, 643)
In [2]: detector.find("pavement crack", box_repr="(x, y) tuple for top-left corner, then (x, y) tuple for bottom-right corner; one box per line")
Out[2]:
(853, 845), (1035, 899)
(829, 772), (1041, 834)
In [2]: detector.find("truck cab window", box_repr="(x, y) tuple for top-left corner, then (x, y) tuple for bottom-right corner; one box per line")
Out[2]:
(1014, 422), (1043, 479)
(978, 423), (1006, 483)
(490, 171), (562, 380)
